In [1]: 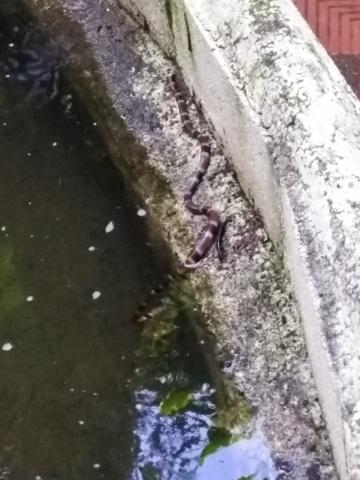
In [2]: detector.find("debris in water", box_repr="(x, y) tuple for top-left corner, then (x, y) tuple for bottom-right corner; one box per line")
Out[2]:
(2, 343), (14, 352)
(92, 291), (101, 300)
(105, 221), (114, 233)
(137, 208), (146, 217)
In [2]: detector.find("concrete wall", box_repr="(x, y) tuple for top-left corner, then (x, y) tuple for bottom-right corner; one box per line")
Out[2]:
(115, 0), (360, 479)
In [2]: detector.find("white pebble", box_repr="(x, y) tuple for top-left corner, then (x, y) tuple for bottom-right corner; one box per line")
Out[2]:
(69, 388), (75, 392)
(93, 122), (97, 126)
(137, 209), (146, 217)
(26, 296), (34, 302)
(8, 43), (15, 48)
(105, 221), (114, 233)
(27, 152), (32, 157)
(5, 74), (10, 78)
(3, 122), (7, 126)
(35, 476), (42, 480)
(52, 142), (58, 147)
(93, 464), (101, 469)
(2, 343), (13, 352)
(88, 246), (96, 251)
(92, 392), (99, 396)
(1, 226), (6, 232)
(92, 291), (101, 300)
(78, 420), (85, 425)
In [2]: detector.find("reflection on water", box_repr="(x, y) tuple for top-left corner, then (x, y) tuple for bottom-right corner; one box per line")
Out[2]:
(0, 4), (278, 480)
(196, 435), (276, 480)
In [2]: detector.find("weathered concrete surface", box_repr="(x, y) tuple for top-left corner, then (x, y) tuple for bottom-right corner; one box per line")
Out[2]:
(18, 0), (339, 478)
(111, 1), (360, 479)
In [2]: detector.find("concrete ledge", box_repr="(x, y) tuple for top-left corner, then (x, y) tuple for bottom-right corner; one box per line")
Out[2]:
(17, 0), (357, 477)
(111, 0), (360, 478)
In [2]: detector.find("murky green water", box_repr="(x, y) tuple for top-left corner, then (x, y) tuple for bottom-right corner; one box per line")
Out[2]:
(0, 13), (210, 480)
(0, 5), (278, 480)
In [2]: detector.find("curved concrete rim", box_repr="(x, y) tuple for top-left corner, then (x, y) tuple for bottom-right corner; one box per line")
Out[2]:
(115, 0), (360, 478)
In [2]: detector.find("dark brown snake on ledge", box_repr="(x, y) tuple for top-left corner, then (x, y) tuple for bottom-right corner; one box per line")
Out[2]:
(133, 74), (226, 322)
(170, 74), (225, 270)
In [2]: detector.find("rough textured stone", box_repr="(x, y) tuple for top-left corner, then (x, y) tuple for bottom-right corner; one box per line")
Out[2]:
(172, 3), (360, 479)
(18, 0), (340, 478)
(99, 0), (360, 478)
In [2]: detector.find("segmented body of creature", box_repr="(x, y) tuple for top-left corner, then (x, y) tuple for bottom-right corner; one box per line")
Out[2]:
(133, 74), (227, 323)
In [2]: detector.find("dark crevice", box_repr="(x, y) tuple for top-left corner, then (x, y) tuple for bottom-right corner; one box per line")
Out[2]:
(184, 12), (192, 53)
(165, 0), (173, 33)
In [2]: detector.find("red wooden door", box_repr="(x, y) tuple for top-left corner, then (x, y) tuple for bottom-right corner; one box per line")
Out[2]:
(293, 0), (360, 97)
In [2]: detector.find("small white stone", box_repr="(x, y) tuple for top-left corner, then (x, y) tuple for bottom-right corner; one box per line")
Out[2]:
(52, 142), (58, 147)
(1, 226), (6, 232)
(3, 122), (7, 126)
(93, 122), (97, 126)
(8, 43), (15, 48)
(69, 388), (75, 392)
(26, 296), (34, 302)
(35, 476), (42, 480)
(78, 420), (85, 425)
(105, 221), (114, 233)
(137, 209), (146, 217)
(93, 464), (101, 469)
(92, 291), (101, 300)
(5, 74), (10, 78)
(30, 234), (35, 239)
(27, 152), (32, 157)
(92, 392), (98, 396)
(2, 343), (13, 352)
(88, 246), (96, 251)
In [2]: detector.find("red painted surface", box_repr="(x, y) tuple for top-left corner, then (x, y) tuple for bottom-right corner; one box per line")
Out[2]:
(293, 0), (360, 97)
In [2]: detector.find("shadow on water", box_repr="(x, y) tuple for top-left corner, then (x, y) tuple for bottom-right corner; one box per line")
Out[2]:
(0, 4), (278, 480)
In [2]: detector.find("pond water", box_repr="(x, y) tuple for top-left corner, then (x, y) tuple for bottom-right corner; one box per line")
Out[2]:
(0, 5), (277, 480)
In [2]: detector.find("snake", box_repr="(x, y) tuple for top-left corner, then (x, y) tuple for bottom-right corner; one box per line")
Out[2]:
(170, 74), (225, 270)
(133, 74), (226, 323)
